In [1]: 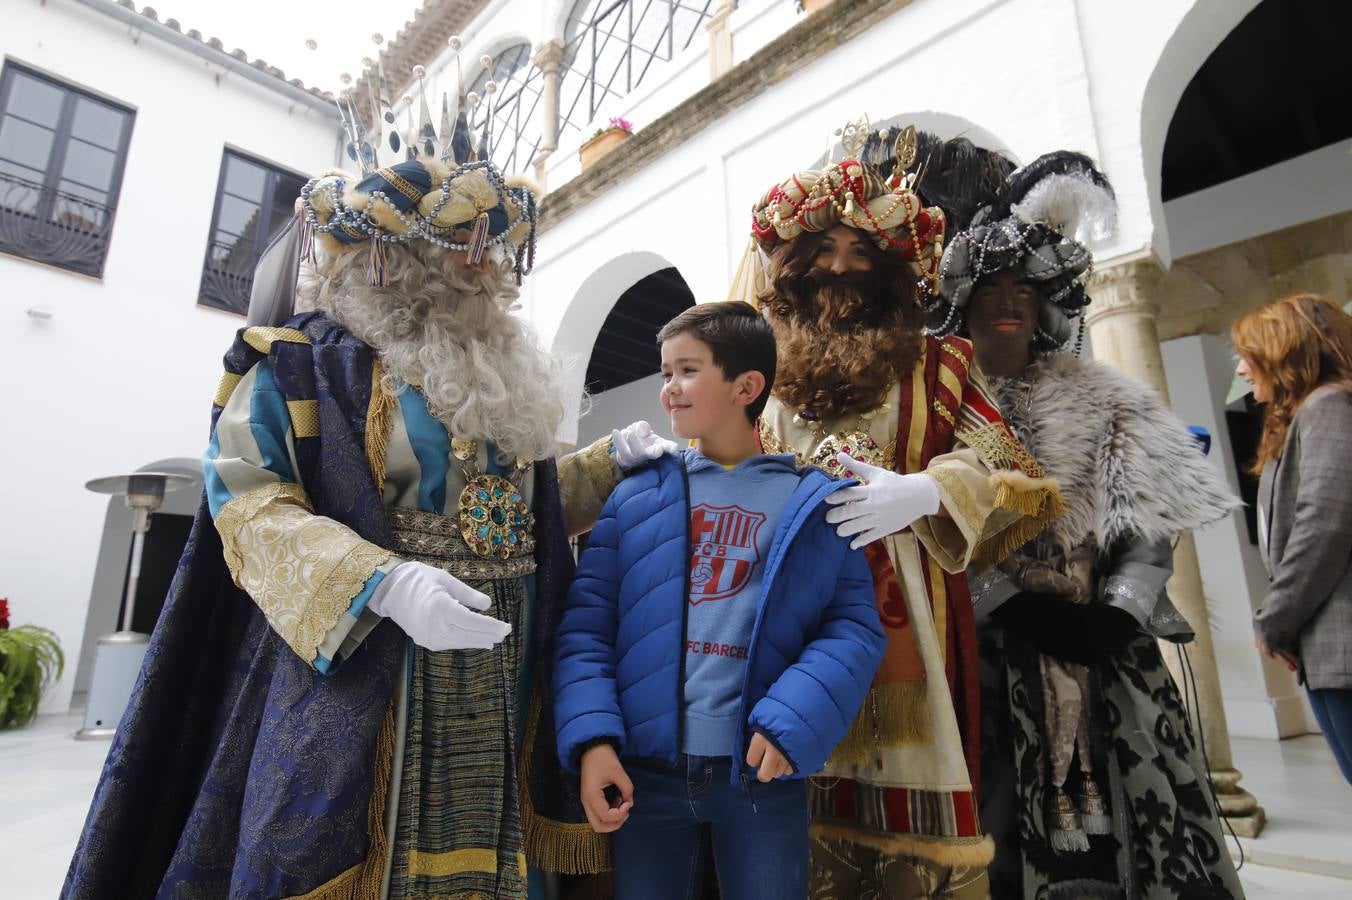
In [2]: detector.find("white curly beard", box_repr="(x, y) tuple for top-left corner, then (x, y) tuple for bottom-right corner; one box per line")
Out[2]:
(299, 243), (565, 461)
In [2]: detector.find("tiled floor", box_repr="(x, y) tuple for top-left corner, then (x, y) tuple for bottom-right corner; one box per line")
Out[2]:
(2, 713), (1349, 898)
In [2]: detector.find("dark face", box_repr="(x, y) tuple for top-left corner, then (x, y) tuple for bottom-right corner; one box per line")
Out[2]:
(967, 270), (1040, 369)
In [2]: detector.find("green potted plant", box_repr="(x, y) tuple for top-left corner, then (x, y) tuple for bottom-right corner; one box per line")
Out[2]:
(579, 116), (634, 170)
(0, 598), (65, 729)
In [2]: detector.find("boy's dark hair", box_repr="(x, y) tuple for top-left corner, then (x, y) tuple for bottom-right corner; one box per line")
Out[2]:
(656, 301), (777, 422)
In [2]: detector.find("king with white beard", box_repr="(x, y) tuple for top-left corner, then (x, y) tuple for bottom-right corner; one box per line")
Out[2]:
(65, 156), (671, 899)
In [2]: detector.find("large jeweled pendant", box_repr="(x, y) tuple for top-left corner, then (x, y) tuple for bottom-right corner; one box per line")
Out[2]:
(458, 474), (532, 559)
(811, 430), (885, 477)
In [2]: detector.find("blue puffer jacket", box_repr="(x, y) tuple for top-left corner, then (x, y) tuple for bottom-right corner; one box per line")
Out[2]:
(553, 451), (885, 783)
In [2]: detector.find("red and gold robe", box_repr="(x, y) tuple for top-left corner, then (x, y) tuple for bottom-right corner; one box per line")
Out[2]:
(759, 334), (1060, 897)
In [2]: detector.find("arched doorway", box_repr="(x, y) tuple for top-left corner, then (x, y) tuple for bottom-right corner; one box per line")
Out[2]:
(552, 250), (695, 446)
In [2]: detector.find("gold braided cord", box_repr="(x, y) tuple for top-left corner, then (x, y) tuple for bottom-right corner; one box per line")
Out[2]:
(214, 371), (243, 408)
(287, 400), (321, 439)
(365, 360), (397, 495)
(243, 326), (312, 354)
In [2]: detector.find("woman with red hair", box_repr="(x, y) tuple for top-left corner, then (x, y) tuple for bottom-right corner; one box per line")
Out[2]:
(1233, 293), (1352, 783)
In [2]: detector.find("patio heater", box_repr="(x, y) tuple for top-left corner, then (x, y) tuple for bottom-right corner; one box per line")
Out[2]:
(75, 471), (193, 740)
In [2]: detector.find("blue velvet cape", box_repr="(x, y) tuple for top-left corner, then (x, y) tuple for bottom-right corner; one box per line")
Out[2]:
(62, 313), (581, 898)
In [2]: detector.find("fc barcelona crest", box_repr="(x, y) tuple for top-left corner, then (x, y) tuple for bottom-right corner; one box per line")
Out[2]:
(689, 504), (766, 604)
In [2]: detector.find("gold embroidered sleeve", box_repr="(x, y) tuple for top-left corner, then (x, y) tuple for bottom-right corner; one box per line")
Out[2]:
(557, 434), (622, 537)
(912, 448), (1001, 573)
(213, 482), (392, 664)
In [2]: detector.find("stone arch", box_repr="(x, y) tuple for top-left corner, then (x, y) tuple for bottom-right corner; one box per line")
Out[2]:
(551, 249), (693, 445)
(1139, 0), (1262, 265)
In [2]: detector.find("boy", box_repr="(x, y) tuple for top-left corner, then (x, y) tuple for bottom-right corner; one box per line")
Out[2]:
(552, 301), (886, 900)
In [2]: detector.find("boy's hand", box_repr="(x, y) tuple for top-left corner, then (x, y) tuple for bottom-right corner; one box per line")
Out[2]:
(746, 733), (794, 783)
(579, 743), (634, 833)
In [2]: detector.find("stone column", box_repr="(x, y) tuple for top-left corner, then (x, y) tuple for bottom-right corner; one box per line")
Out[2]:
(706, 0), (736, 80)
(531, 40), (565, 191)
(1086, 256), (1266, 837)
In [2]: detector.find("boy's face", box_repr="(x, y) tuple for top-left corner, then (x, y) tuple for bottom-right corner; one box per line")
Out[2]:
(659, 332), (756, 440)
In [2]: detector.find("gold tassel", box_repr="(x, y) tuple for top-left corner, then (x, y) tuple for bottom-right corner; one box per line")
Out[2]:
(518, 691), (612, 875)
(972, 472), (1066, 570)
(828, 682), (933, 766)
(365, 360), (396, 496)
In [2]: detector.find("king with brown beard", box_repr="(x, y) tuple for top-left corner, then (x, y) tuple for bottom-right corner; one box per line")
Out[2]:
(734, 124), (1063, 900)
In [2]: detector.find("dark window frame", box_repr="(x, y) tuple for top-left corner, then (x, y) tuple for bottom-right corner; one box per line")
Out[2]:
(0, 59), (135, 278)
(197, 147), (307, 316)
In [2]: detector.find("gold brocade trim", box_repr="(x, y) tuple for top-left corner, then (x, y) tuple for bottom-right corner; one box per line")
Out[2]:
(519, 690), (612, 875)
(829, 681), (932, 765)
(365, 361), (396, 495)
(378, 167), (424, 204)
(811, 823), (996, 868)
(926, 467), (985, 540)
(558, 433), (622, 537)
(956, 422), (1045, 478)
(287, 399), (320, 439)
(214, 371), (243, 408)
(406, 848), (500, 877)
(300, 541), (393, 662)
(243, 325), (312, 354)
(931, 399), (956, 427)
(219, 481), (391, 663)
(972, 472), (1065, 571)
(214, 482), (313, 584)
(282, 706), (395, 900)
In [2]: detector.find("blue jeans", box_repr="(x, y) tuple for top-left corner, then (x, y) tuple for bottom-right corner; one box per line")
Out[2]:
(611, 754), (809, 900)
(1308, 687), (1352, 784)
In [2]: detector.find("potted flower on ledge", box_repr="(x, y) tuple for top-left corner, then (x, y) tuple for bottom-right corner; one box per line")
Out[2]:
(579, 117), (634, 170)
(0, 598), (65, 730)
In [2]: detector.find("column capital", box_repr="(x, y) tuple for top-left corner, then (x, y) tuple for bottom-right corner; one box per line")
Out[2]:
(1085, 254), (1166, 327)
(532, 39), (565, 74)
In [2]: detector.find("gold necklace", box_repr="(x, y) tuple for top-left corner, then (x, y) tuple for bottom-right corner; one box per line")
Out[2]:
(451, 438), (533, 558)
(793, 403), (896, 475)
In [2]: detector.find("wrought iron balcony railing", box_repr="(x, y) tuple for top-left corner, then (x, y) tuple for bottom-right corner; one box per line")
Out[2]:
(198, 237), (261, 316)
(0, 172), (116, 277)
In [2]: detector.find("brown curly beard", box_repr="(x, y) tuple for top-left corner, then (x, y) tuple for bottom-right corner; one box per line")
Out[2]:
(759, 234), (924, 420)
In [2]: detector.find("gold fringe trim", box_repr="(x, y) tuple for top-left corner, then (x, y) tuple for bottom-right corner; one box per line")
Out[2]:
(365, 360), (396, 496)
(829, 682), (933, 766)
(519, 691), (612, 875)
(972, 471), (1065, 571)
(812, 821), (996, 868)
(284, 705), (396, 900)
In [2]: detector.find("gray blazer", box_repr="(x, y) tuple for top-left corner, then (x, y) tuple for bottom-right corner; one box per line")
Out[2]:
(1256, 385), (1352, 690)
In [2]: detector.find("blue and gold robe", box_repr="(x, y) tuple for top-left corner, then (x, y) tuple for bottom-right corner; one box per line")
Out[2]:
(63, 313), (613, 899)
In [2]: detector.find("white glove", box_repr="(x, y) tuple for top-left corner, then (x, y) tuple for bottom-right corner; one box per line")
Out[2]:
(367, 561), (511, 651)
(611, 420), (679, 471)
(823, 451), (941, 550)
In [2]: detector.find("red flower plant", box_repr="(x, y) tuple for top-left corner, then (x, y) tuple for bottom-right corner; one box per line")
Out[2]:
(0, 597), (9, 630)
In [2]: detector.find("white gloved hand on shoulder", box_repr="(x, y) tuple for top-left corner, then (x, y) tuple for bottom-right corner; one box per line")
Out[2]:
(611, 420), (679, 471)
(823, 452), (942, 550)
(367, 561), (511, 651)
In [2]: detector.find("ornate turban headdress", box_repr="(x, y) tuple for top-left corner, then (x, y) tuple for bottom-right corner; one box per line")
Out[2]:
(936, 151), (1117, 351)
(728, 118), (948, 306)
(298, 40), (537, 287)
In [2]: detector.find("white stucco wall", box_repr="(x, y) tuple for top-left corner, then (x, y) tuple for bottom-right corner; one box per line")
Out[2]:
(1, 0), (339, 712)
